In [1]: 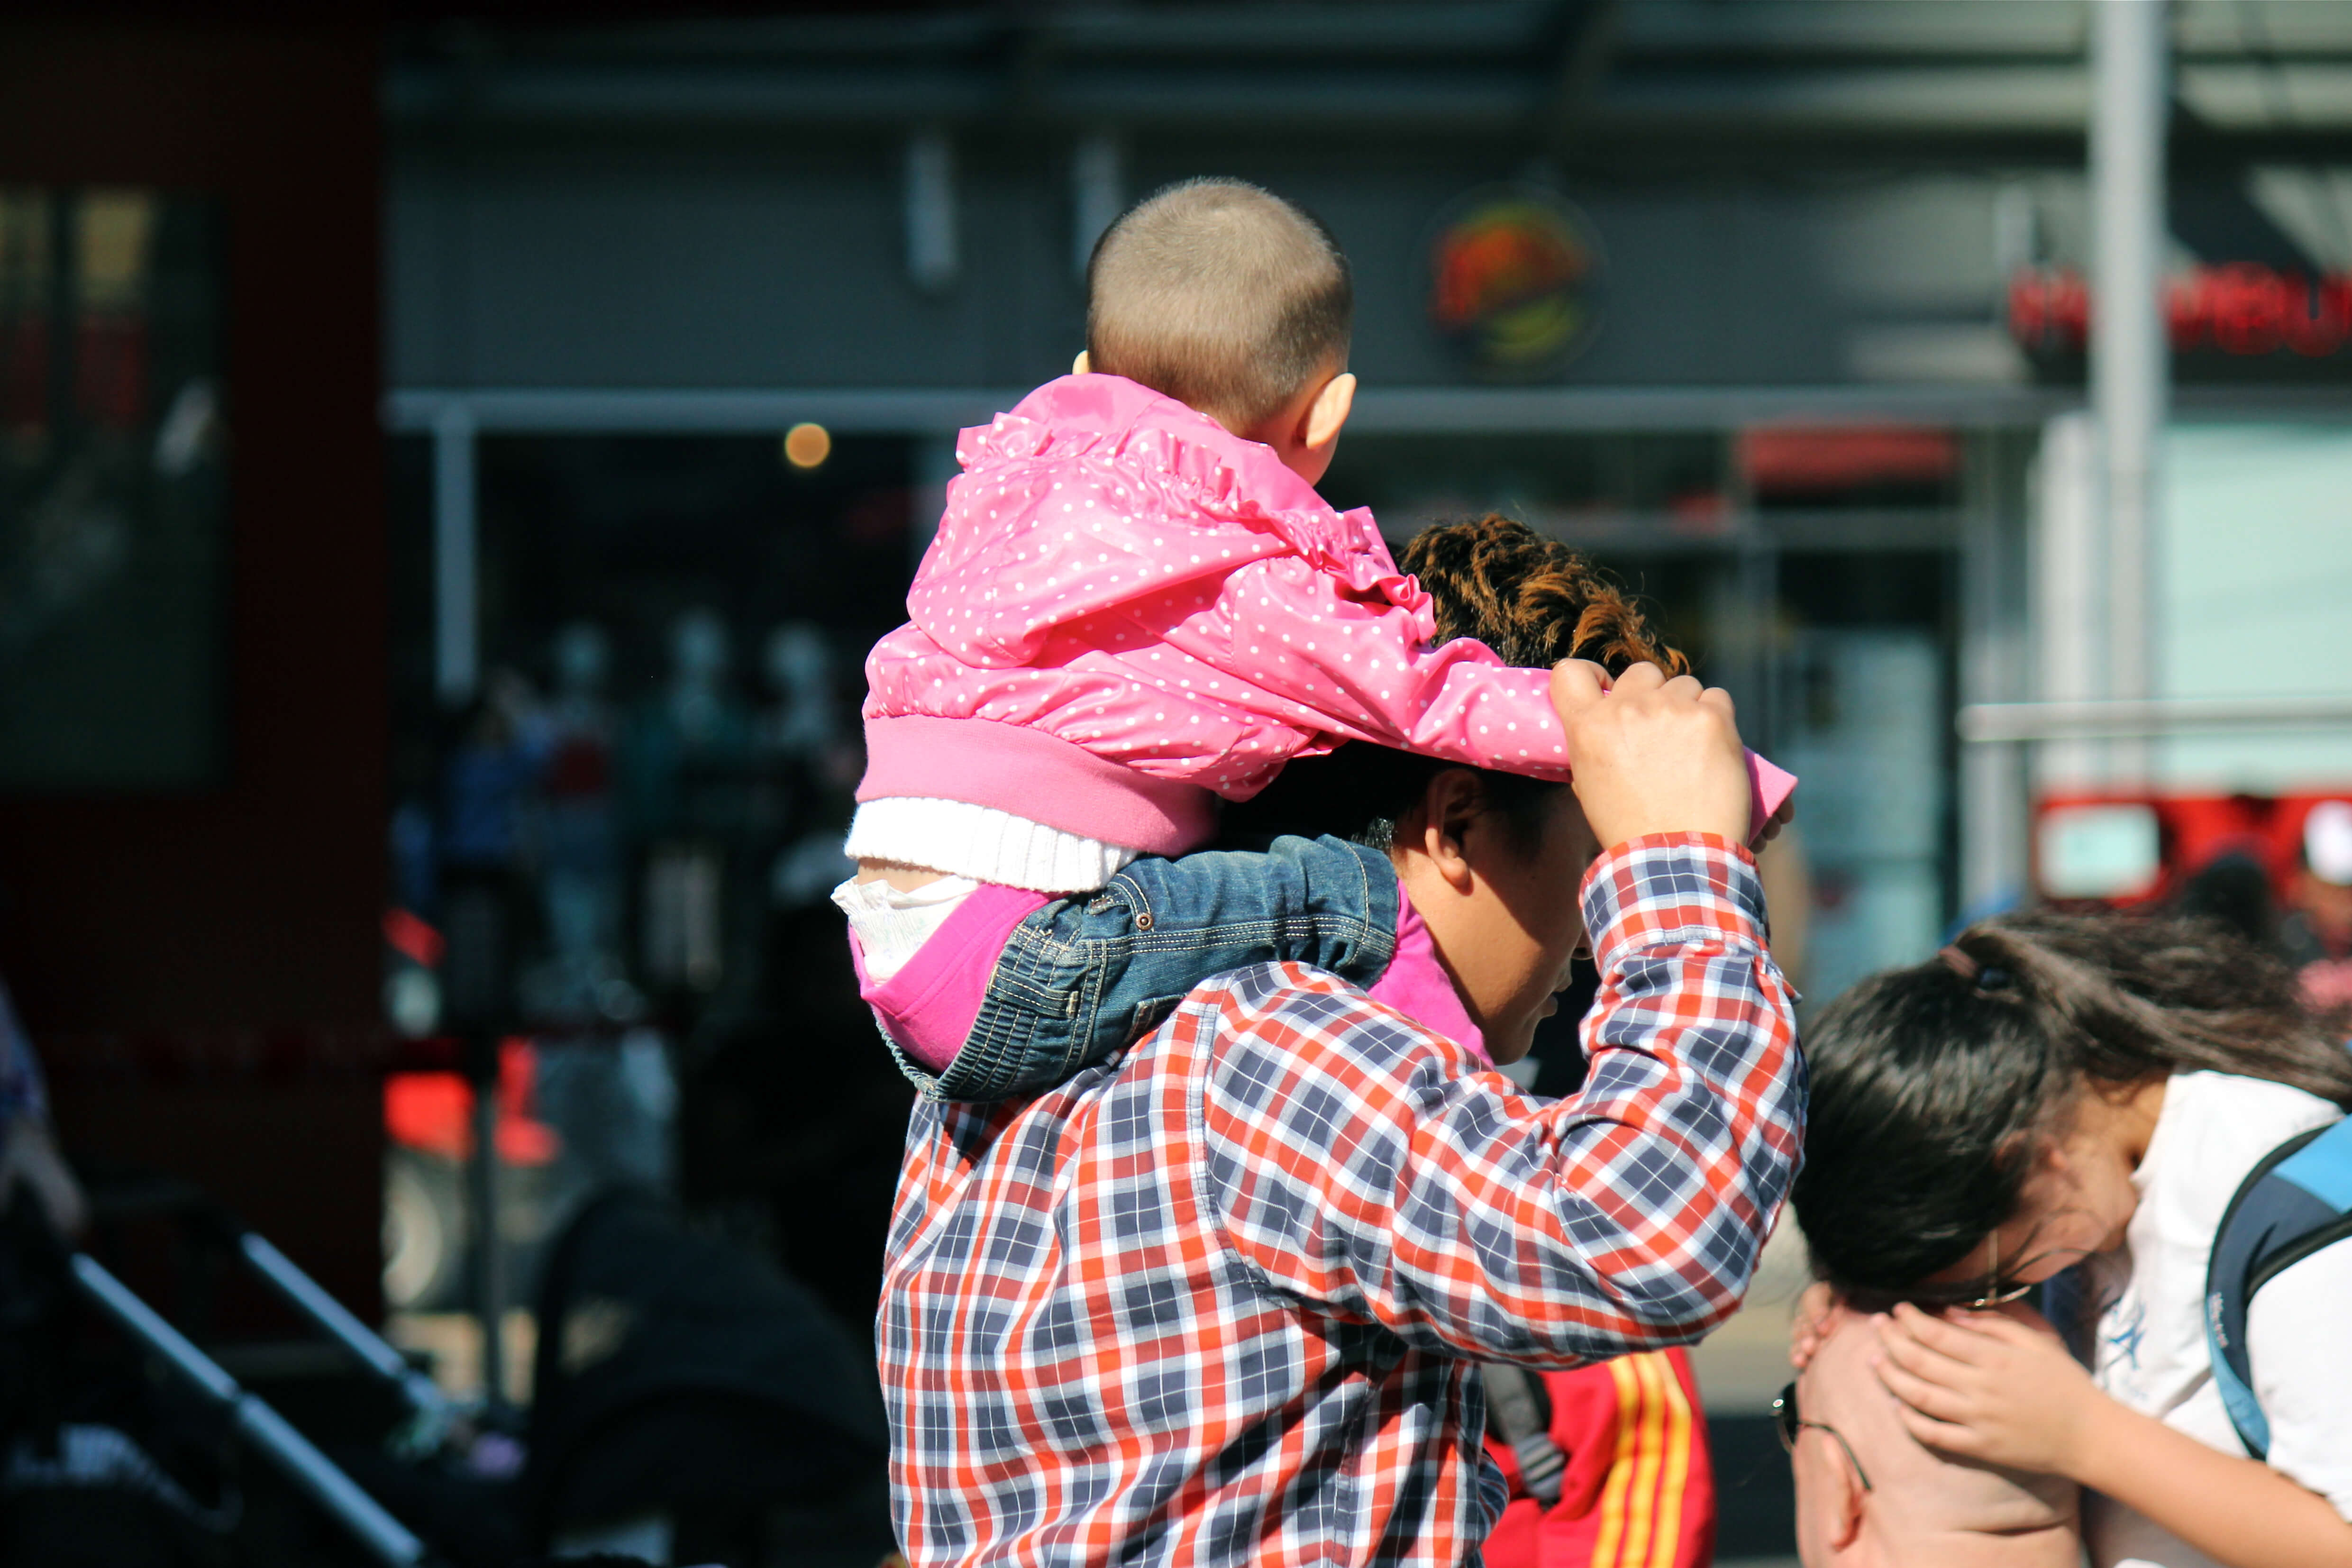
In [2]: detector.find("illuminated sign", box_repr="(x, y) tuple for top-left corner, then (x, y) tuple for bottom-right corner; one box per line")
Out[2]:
(1428, 186), (1603, 375)
(2009, 263), (2352, 358)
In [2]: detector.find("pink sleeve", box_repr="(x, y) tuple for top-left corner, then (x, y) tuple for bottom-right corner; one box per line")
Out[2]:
(1171, 553), (1573, 772)
(1169, 555), (1796, 836)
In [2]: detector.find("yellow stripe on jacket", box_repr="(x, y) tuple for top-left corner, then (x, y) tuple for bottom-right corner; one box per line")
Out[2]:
(1648, 1353), (1696, 1568)
(1590, 1355), (1645, 1568)
(1588, 1351), (1704, 1568)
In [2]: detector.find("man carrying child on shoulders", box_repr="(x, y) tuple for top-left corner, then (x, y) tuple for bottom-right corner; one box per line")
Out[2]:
(845, 179), (1803, 1566)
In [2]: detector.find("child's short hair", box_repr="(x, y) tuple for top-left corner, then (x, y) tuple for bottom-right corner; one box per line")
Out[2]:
(1085, 178), (1352, 433)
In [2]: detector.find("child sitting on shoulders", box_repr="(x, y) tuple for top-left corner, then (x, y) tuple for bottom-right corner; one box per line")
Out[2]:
(836, 177), (1791, 1099)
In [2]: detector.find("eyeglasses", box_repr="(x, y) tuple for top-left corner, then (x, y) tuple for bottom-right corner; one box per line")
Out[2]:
(1773, 1382), (1872, 1493)
(1954, 1228), (2037, 1310)
(1842, 1229), (2043, 1316)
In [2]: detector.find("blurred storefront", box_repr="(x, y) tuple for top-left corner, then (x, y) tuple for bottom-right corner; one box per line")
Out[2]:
(1, 5), (2347, 1561)
(374, 11), (2352, 1508)
(379, 3), (2350, 1020)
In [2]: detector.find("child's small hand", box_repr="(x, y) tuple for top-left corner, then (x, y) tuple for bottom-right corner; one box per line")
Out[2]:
(1550, 660), (1749, 851)
(1871, 1303), (2101, 1478)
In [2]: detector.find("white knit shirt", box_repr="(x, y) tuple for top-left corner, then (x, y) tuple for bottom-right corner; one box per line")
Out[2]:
(843, 798), (1137, 895)
(836, 798), (1139, 983)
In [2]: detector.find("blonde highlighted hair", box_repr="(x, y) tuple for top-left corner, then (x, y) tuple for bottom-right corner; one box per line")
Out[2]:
(1402, 513), (1689, 677)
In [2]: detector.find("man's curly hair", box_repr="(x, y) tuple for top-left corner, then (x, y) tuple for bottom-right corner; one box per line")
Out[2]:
(1222, 514), (1683, 851)
(1400, 514), (1688, 677)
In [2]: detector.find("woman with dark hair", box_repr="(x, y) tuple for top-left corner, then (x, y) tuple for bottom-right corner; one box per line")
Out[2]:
(1792, 912), (2352, 1568)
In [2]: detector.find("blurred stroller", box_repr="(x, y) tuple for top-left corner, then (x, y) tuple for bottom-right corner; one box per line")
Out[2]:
(0, 1179), (892, 1568)
(363, 1187), (893, 1568)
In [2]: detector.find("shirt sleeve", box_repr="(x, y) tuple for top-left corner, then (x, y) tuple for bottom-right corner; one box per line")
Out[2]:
(1165, 552), (1575, 779)
(2247, 1234), (2352, 1519)
(1195, 834), (1805, 1366)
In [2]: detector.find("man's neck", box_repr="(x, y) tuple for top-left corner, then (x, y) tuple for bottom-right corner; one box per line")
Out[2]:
(1862, 1522), (2081, 1568)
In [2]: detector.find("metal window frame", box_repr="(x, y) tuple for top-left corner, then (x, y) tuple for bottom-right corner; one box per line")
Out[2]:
(387, 380), (2060, 706)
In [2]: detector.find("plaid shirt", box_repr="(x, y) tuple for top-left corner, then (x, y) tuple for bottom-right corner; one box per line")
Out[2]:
(880, 834), (1803, 1567)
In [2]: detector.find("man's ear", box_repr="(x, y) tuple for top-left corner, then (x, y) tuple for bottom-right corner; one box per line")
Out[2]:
(1826, 1434), (1865, 1552)
(1072, 350), (1092, 375)
(1416, 769), (1483, 896)
(1299, 371), (1356, 454)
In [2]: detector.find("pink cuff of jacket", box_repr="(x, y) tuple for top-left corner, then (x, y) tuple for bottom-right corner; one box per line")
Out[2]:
(858, 715), (1218, 857)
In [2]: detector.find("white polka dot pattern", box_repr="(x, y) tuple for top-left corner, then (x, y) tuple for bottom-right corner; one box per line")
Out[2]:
(867, 375), (1579, 805)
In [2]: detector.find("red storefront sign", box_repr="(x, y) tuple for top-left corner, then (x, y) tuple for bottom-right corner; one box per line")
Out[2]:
(2009, 263), (2352, 358)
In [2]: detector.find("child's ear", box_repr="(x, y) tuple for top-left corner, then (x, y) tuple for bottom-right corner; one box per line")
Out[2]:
(1072, 350), (1092, 375)
(1302, 371), (1356, 453)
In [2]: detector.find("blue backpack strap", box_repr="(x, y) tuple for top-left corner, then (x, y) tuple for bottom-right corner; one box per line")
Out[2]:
(2204, 1116), (2352, 1460)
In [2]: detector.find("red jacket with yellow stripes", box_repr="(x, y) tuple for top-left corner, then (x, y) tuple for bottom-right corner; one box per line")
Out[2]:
(1483, 1349), (1716, 1568)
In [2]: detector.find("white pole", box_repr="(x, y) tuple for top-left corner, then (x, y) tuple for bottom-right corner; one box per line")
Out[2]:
(905, 128), (958, 294)
(1960, 433), (2029, 916)
(2091, 0), (2170, 785)
(432, 401), (479, 708)
(1072, 130), (1125, 280)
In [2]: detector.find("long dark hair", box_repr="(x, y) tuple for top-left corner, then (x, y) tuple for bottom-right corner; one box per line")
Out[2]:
(1794, 909), (2352, 1294)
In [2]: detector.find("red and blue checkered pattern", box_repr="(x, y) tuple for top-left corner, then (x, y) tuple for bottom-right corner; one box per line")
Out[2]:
(879, 834), (1803, 1566)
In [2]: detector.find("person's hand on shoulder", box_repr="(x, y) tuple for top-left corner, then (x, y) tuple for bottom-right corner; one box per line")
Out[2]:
(1549, 660), (1750, 852)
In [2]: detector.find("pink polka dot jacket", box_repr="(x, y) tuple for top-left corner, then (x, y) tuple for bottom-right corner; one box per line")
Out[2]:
(859, 373), (1789, 855)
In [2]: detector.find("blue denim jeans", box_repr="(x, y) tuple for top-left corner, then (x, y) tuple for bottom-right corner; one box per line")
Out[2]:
(889, 834), (1400, 1103)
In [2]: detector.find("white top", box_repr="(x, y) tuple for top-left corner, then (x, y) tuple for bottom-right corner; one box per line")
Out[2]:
(843, 798), (1135, 895)
(2079, 1070), (2352, 1568)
